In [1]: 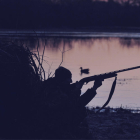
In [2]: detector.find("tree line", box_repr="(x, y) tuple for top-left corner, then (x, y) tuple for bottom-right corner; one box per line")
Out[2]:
(0, 0), (140, 29)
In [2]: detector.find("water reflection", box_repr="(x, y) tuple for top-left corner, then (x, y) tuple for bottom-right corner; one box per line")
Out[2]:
(1, 35), (140, 108)
(2, 36), (140, 49)
(119, 38), (140, 48)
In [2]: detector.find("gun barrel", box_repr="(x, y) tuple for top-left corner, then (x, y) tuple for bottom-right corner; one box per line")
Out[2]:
(96, 65), (140, 78)
(111, 65), (140, 74)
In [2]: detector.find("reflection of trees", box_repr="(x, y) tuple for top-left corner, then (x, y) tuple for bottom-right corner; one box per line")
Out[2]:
(40, 38), (73, 51)
(1, 36), (96, 51)
(40, 37), (98, 51)
(119, 38), (140, 48)
(23, 37), (96, 51)
(3, 36), (140, 51)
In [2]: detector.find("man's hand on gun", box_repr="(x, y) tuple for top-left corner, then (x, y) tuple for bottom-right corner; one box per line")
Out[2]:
(75, 73), (117, 91)
(92, 79), (103, 91)
(92, 73), (117, 91)
(75, 81), (84, 90)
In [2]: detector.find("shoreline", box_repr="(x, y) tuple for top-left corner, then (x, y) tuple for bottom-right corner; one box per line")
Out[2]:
(88, 106), (140, 114)
(1, 26), (140, 32)
(0, 28), (140, 38)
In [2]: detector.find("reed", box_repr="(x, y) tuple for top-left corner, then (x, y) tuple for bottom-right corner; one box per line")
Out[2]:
(0, 40), (47, 138)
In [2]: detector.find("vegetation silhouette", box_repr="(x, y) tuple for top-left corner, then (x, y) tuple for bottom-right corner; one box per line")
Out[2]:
(0, 0), (140, 29)
(0, 41), (46, 138)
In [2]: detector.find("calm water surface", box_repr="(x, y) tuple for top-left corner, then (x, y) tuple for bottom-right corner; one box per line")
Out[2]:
(1, 32), (140, 109)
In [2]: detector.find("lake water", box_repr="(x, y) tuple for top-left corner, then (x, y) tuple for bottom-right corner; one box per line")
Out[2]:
(1, 31), (140, 109)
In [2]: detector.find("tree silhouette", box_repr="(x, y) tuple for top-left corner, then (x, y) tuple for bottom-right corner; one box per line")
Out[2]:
(0, 0), (140, 29)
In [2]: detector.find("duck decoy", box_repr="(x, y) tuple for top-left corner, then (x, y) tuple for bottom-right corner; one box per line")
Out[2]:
(80, 67), (89, 74)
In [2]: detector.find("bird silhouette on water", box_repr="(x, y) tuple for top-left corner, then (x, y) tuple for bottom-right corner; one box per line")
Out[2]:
(80, 67), (89, 75)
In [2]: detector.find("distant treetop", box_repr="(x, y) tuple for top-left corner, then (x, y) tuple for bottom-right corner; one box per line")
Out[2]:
(0, 0), (140, 29)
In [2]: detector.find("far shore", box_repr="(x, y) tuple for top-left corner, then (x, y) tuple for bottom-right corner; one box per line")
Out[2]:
(1, 26), (140, 33)
(0, 27), (140, 38)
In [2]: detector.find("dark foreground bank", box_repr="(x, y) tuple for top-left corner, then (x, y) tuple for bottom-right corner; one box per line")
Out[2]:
(53, 107), (140, 139)
(85, 107), (140, 139)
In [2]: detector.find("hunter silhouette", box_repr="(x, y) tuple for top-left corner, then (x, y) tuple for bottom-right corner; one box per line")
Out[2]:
(42, 66), (117, 138)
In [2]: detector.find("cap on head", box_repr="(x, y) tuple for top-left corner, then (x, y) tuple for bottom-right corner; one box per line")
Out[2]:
(55, 66), (72, 82)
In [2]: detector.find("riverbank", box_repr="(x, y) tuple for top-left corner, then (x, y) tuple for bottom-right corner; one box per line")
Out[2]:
(84, 107), (140, 139)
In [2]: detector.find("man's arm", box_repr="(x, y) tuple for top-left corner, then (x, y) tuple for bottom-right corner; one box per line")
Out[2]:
(78, 80), (102, 107)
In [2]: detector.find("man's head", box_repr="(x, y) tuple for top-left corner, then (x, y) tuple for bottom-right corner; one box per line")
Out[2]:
(55, 66), (72, 85)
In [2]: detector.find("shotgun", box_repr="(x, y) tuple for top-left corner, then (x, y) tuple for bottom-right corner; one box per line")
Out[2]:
(79, 65), (140, 84)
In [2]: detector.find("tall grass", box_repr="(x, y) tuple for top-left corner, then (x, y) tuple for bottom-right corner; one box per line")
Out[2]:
(0, 40), (47, 138)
